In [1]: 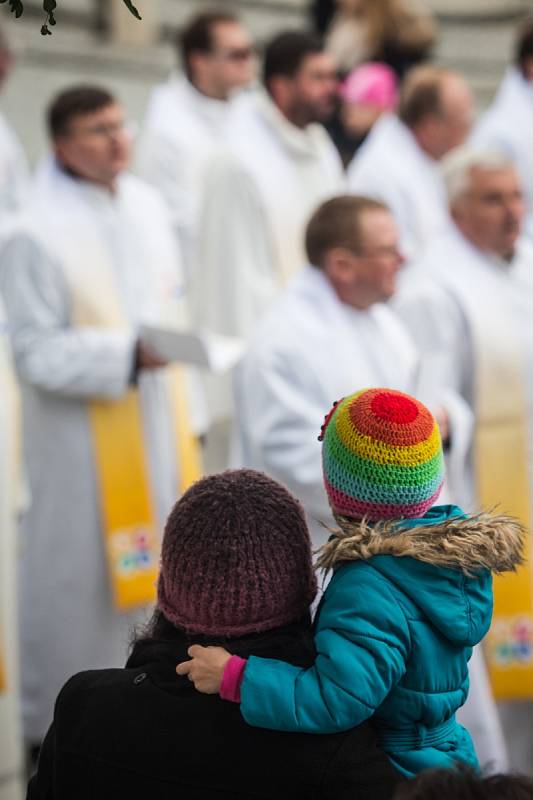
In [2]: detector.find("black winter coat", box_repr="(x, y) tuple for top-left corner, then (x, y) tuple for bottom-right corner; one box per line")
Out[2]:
(27, 621), (401, 799)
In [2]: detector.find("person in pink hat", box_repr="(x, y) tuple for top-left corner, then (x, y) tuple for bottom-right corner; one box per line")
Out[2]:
(333, 61), (398, 165)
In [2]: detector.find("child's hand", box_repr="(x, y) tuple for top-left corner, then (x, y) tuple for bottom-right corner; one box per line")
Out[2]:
(176, 645), (231, 693)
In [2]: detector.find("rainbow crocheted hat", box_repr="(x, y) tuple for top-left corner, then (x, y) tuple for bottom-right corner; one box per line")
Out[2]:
(320, 388), (445, 521)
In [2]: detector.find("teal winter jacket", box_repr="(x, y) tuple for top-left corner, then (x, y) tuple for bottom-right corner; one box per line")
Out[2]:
(239, 506), (523, 777)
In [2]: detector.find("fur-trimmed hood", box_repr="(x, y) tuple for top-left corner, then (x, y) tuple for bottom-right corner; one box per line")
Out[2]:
(316, 506), (526, 647)
(316, 510), (525, 576)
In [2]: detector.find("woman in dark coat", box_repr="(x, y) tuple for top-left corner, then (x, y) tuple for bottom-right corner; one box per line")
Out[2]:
(28, 469), (401, 800)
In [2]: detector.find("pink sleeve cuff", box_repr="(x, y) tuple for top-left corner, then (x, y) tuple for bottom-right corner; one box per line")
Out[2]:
(220, 655), (247, 703)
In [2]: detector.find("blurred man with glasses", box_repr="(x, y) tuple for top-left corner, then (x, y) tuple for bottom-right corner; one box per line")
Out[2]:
(0, 86), (205, 758)
(137, 11), (255, 270)
(234, 195), (469, 549)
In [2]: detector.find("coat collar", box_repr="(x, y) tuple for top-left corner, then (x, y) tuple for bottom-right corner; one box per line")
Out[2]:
(316, 506), (525, 576)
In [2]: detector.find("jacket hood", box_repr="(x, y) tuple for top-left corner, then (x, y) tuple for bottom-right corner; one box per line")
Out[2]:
(316, 505), (525, 646)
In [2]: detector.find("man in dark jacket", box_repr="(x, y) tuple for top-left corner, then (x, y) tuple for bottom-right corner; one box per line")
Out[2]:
(28, 470), (401, 799)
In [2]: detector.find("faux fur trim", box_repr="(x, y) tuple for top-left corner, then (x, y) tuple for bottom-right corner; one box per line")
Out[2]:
(315, 512), (526, 576)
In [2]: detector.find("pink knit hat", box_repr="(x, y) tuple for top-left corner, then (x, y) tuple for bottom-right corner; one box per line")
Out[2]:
(340, 62), (398, 110)
(157, 469), (317, 637)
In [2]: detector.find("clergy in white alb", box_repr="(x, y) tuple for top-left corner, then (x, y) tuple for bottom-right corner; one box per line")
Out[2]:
(0, 298), (24, 800)
(396, 147), (533, 774)
(347, 65), (472, 260)
(0, 87), (203, 745)
(136, 10), (254, 270)
(192, 31), (344, 343)
(471, 21), (533, 241)
(0, 29), (28, 218)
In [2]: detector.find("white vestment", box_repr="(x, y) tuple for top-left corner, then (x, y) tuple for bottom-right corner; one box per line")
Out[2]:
(396, 227), (533, 774)
(346, 114), (450, 260)
(0, 160), (201, 742)
(233, 265), (470, 546)
(0, 111), (28, 218)
(0, 300), (24, 800)
(472, 68), (533, 241)
(193, 90), (345, 340)
(136, 75), (236, 270)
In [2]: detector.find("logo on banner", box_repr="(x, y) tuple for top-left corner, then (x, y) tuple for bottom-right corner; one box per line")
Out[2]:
(109, 526), (158, 579)
(488, 616), (533, 667)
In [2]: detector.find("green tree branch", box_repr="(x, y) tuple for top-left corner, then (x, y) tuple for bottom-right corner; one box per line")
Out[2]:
(0, 0), (142, 34)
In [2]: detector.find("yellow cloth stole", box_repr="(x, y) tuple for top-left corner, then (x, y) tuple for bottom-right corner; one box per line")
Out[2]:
(469, 294), (533, 699)
(0, 656), (5, 693)
(66, 243), (202, 611)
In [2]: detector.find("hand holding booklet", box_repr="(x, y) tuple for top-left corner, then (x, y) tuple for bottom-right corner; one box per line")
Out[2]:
(139, 325), (245, 374)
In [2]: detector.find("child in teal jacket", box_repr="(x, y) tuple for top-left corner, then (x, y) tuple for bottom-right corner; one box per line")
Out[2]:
(178, 388), (524, 777)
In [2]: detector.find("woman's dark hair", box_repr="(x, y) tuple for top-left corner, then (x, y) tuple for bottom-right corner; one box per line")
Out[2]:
(263, 31), (324, 92)
(48, 86), (116, 139)
(129, 608), (315, 667)
(394, 766), (533, 800)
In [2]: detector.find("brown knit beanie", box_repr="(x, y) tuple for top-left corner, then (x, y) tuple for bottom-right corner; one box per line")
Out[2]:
(157, 469), (317, 637)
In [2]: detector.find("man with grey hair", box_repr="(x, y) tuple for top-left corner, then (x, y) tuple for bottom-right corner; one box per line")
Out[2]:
(471, 16), (533, 240)
(397, 146), (533, 775)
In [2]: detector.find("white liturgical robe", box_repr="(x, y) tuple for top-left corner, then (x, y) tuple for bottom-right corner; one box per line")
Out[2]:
(193, 90), (345, 341)
(0, 159), (202, 742)
(0, 299), (24, 799)
(472, 69), (533, 241)
(137, 75), (235, 269)
(347, 114), (450, 260)
(0, 111), (28, 218)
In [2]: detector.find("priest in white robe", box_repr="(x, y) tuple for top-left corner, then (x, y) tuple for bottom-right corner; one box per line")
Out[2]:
(193, 31), (344, 342)
(137, 10), (254, 270)
(471, 20), (533, 241)
(192, 31), (344, 468)
(0, 87), (203, 746)
(0, 28), (28, 217)
(397, 147), (533, 774)
(0, 299), (24, 800)
(347, 65), (473, 260)
(234, 194), (471, 545)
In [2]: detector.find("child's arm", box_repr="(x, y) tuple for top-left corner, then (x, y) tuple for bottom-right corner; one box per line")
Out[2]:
(179, 565), (411, 734)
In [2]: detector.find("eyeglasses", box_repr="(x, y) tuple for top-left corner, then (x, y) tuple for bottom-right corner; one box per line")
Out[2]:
(73, 119), (137, 140)
(212, 46), (255, 62)
(356, 245), (403, 261)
